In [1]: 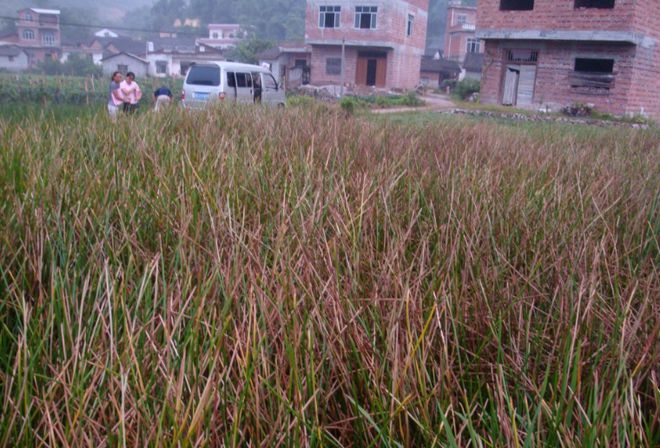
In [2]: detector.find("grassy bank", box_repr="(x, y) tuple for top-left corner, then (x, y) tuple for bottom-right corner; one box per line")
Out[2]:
(0, 104), (658, 446)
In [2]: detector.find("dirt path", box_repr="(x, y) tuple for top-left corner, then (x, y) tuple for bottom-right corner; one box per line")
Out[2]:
(371, 92), (456, 114)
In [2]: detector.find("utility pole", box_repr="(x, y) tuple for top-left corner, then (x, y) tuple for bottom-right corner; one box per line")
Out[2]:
(340, 38), (345, 97)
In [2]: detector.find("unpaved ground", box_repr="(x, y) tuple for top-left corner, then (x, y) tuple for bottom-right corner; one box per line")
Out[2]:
(371, 92), (456, 114)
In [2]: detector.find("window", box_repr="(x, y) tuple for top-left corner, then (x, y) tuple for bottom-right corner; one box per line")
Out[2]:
(355, 6), (377, 29)
(8, 56), (14, 62)
(407, 14), (414, 37)
(571, 58), (615, 91)
(457, 14), (467, 25)
(294, 59), (307, 68)
(22, 29), (35, 40)
(326, 57), (341, 75)
(506, 49), (538, 63)
(319, 5), (341, 28)
(187, 65), (221, 86)
(42, 31), (55, 46)
(156, 61), (168, 74)
(25, 13), (33, 22)
(212, 32), (219, 39)
(500, 0), (534, 11)
(235, 72), (252, 88)
(227, 71), (236, 87)
(575, 0), (615, 8)
(467, 38), (480, 54)
(264, 74), (278, 90)
(117, 64), (128, 73)
(574, 58), (614, 73)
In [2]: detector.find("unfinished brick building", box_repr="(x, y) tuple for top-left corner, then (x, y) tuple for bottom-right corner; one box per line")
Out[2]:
(305, 0), (429, 89)
(476, 0), (660, 119)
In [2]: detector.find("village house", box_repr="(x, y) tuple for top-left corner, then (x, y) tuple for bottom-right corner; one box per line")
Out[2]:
(197, 24), (244, 50)
(258, 42), (312, 88)
(2, 8), (62, 67)
(476, 0), (660, 119)
(145, 38), (224, 78)
(0, 45), (29, 72)
(419, 52), (461, 88)
(305, 0), (429, 90)
(444, 0), (482, 63)
(101, 52), (149, 78)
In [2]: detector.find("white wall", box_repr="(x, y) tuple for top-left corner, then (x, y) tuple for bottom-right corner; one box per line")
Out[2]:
(0, 52), (29, 72)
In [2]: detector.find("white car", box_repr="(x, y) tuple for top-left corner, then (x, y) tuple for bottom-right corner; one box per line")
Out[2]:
(182, 62), (286, 109)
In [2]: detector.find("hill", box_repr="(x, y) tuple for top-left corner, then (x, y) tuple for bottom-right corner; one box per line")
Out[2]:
(0, 0), (154, 22)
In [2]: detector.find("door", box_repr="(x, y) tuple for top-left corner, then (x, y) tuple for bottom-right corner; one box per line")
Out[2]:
(233, 72), (254, 103)
(516, 65), (536, 106)
(261, 72), (285, 105)
(502, 66), (520, 106)
(366, 59), (378, 86)
(356, 52), (387, 87)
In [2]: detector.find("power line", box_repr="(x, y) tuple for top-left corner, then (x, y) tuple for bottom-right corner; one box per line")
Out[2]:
(0, 15), (208, 38)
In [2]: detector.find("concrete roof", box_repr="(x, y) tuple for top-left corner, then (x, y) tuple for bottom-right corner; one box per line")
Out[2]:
(475, 29), (656, 49)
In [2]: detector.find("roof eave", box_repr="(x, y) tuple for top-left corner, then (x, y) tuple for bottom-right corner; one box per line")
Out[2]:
(475, 29), (656, 48)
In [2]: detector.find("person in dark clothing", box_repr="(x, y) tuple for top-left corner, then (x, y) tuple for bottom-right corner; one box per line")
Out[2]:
(153, 86), (173, 111)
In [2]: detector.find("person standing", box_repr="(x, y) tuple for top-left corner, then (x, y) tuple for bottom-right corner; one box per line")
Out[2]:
(153, 85), (173, 112)
(108, 71), (124, 120)
(120, 72), (142, 113)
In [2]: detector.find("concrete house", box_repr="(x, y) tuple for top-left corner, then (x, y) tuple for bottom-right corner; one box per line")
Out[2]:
(444, 0), (482, 63)
(0, 45), (29, 71)
(258, 42), (312, 88)
(305, 0), (429, 89)
(145, 38), (225, 78)
(197, 24), (244, 50)
(476, 0), (660, 119)
(101, 52), (148, 78)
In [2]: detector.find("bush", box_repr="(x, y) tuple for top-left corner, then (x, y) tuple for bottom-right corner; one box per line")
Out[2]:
(340, 96), (359, 115)
(286, 95), (316, 108)
(453, 79), (481, 100)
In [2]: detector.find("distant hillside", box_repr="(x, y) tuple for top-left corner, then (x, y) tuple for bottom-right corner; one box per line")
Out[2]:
(0, 0), (155, 22)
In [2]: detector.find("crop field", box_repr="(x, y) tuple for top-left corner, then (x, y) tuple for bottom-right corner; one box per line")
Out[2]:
(0, 74), (182, 106)
(0, 102), (658, 446)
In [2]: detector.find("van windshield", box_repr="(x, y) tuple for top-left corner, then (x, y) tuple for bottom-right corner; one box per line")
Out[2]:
(186, 66), (221, 86)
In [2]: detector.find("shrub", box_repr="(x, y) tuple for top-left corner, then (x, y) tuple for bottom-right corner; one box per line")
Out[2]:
(286, 95), (316, 108)
(340, 96), (359, 115)
(453, 78), (481, 100)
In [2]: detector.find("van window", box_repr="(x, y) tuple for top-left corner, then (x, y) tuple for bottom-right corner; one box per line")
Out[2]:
(187, 66), (221, 86)
(226, 71), (236, 87)
(235, 72), (252, 88)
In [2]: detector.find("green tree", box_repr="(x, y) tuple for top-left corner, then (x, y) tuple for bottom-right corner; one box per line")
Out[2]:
(227, 36), (274, 64)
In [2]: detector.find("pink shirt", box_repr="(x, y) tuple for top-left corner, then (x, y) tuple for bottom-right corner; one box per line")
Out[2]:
(120, 80), (142, 105)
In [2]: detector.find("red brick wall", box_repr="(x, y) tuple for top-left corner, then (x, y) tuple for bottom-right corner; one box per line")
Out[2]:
(477, 0), (640, 32)
(480, 40), (651, 117)
(306, 0), (428, 89)
(309, 45), (359, 85)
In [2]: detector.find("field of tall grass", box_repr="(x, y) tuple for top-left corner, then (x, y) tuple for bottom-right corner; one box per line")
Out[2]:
(0, 103), (658, 446)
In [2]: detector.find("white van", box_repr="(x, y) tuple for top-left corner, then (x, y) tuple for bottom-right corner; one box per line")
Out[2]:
(182, 62), (286, 109)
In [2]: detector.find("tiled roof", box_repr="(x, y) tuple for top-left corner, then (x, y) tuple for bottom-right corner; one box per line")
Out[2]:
(420, 57), (461, 74)
(463, 52), (484, 72)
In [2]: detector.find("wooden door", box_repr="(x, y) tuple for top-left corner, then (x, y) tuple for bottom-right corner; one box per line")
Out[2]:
(356, 57), (368, 85)
(375, 57), (387, 87)
(502, 66), (520, 106)
(516, 65), (536, 106)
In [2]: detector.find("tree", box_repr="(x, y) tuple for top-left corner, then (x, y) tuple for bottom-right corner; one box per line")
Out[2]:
(227, 36), (274, 64)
